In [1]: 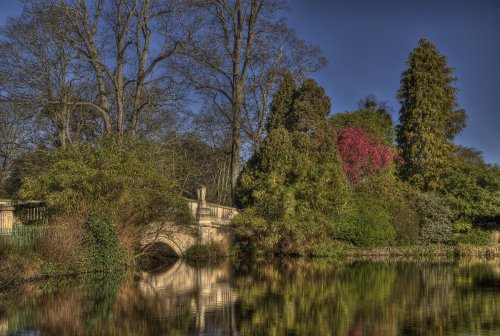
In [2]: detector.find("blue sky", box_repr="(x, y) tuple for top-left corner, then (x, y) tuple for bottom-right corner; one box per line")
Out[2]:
(287, 0), (500, 164)
(0, 0), (499, 164)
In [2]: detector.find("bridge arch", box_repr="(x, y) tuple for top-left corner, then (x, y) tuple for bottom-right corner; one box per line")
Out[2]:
(141, 229), (197, 258)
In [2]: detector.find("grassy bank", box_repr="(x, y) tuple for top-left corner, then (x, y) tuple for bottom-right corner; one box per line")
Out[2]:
(343, 245), (499, 259)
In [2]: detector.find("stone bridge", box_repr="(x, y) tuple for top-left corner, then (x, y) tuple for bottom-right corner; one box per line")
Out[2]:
(1, 186), (239, 257)
(141, 186), (239, 257)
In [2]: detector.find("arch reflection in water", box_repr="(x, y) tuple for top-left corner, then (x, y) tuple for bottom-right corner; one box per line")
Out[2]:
(139, 259), (238, 334)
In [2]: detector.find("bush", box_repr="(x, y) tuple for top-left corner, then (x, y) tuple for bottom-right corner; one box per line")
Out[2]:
(185, 242), (225, 260)
(235, 128), (348, 255)
(18, 136), (191, 227)
(235, 79), (349, 256)
(15, 136), (192, 268)
(443, 154), (500, 223)
(385, 182), (421, 245)
(453, 220), (473, 233)
(33, 218), (87, 272)
(408, 191), (454, 244)
(337, 126), (395, 183)
(453, 228), (495, 246)
(336, 191), (396, 247)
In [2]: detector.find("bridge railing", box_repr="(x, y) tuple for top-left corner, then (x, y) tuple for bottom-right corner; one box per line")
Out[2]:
(184, 198), (199, 219)
(182, 197), (239, 225)
(208, 204), (238, 221)
(0, 200), (48, 236)
(14, 201), (48, 225)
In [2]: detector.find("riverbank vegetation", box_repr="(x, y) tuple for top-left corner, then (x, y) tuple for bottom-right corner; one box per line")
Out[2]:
(234, 39), (499, 256)
(0, 1), (498, 281)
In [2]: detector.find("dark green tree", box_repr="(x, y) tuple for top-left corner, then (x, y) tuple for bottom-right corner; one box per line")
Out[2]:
(287, 78), (331, 134)
(397, 38), (466, 191)
(266, 72), (296, 132)
(235, 78), (348, 255)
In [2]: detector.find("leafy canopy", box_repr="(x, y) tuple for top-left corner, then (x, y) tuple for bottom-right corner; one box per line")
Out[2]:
(18, 136), (191, 227)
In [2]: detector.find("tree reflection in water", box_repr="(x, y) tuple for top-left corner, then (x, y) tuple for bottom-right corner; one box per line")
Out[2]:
(0, 258), (498, 335)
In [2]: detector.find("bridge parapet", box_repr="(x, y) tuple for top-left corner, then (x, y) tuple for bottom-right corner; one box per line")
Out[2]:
(183, 187), (239, 227)
(0, 200), (47, 235)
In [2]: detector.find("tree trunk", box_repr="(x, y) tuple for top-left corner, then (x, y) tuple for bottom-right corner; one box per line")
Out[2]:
(230, 84), (242, 206)
(230, 0), (244, 206)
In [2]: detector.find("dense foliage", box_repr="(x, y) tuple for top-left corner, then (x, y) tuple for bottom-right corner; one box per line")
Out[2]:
(18, 137), (191, 227)
(443, 147), (500, 223)
(84, 212), (123, 271)
(331, 96), (395, 145)
(336, 189), (396, 247)
(409, 191), (455, 244)
(8, 137), (193, 272)
(235, 78), (348, 255)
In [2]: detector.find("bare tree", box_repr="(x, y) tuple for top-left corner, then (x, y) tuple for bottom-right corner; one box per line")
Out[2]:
(57, 0), (196, 135)
(0, 101), (35, 195)
(0, 6), (98, 149)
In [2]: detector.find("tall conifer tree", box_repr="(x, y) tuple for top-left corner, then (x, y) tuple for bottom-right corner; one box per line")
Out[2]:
(266, 72), (296, 132)
(397, 38), (466, 191)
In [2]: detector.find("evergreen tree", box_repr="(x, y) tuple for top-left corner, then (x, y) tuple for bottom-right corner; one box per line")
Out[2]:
(397, 38), (466, 191)
(236, 78), (348, 255)
(287, 79), (331, 134)
(266, 72), (296, 132)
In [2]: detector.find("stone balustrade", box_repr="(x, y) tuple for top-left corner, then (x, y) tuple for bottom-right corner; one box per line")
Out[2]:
(0, 200), (47, 235)
(183, 189), (239, 227)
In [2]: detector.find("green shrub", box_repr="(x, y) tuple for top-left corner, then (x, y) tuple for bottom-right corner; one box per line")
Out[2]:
(444, 151), (500, 223)
(408, 191), (454, 244)
(362, 176), (421, 245)
(235, 79), (349, 256)
(235, 129), (348, 255)
(453, 220), (473, 233)
(185, 242), (225, 260)
(453, 228), (495, 246)
(337, 191), (396, 247)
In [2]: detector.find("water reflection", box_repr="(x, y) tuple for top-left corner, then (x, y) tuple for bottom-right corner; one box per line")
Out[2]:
(0, 258), (499, 335)
(138, 259), (237, 334)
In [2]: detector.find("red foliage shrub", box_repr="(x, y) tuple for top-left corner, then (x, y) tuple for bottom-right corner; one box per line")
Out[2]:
(337, 126), (395, 182)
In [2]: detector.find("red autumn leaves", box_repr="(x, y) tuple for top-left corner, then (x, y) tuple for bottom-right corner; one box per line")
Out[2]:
(337, 127), (396, 182)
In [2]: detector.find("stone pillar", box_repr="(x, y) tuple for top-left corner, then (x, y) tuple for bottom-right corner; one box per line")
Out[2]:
(0, 204), (15, 235)
(196, 185), (211, 244)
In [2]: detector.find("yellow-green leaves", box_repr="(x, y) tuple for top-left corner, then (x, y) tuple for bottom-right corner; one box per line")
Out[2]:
(397, 38), (466, 191)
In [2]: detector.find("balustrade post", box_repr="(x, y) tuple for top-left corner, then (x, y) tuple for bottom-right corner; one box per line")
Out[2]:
(196, 185), (211, 244)
(0, 204), (15, 235)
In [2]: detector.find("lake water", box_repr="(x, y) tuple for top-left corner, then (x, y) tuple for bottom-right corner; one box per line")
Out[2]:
(0, 258), (499, 335)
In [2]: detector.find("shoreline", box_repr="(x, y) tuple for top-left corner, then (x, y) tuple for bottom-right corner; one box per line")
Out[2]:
(1, 244), (498, 286)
